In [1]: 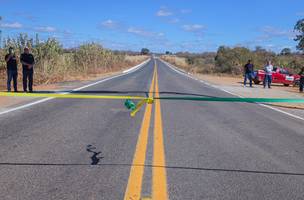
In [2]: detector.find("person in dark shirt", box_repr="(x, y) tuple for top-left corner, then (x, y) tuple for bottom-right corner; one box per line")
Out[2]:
(243, 59), (254, 87)
(20, 47), (35, 92)
(4, 47), (18, 92)
(299, 67), (304, 92)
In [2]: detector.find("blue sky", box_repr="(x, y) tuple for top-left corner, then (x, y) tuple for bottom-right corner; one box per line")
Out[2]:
(1, 0), (304, 53)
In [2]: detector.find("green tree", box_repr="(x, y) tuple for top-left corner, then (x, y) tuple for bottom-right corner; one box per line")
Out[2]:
(141, 48), (150, 55)
(215, 46), (252, 74)
(280, 48), (292, 55)
(294, 18), (304, 52)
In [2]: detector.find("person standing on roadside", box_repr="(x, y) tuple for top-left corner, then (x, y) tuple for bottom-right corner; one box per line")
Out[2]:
(243, 59), (254, 87)
(299, 67), (304, 92)
(263, 60), (273, 89)
(20, 47), (35, 93)
(4, 47), (18, 92)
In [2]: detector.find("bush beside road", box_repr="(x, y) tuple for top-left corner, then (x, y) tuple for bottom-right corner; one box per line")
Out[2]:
(0, 34), (148, 91)
(161, 57), (304, 118)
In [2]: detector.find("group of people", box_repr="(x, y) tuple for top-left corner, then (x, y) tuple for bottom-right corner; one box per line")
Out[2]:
(4, 47), (35, 92)
(243, 59), (304, 92)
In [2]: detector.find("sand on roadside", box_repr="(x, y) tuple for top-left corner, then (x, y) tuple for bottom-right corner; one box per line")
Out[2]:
(195, 73), (304, 109)
(0, 71), (119, 111)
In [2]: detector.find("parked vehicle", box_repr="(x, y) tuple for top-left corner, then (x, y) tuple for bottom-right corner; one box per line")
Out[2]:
(253, 67), (301, 86)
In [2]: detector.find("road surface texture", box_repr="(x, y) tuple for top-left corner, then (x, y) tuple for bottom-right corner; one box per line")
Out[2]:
(0, 58), (303, 200)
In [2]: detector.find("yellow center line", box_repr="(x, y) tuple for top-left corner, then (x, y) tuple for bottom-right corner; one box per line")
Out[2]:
(0, 92), (147, 100)
(124, 66), (156, 200)
(152, 61), (169, 200)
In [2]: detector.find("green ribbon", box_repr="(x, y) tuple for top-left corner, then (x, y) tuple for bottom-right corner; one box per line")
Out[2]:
(155, 96), (304, 103)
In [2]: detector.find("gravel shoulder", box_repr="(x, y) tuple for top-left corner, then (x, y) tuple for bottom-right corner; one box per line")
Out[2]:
(195, 73), (304, 118)
(0, 71), (119, 112)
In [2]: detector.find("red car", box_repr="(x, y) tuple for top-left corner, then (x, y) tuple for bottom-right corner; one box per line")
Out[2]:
(253, 67), (301, 86)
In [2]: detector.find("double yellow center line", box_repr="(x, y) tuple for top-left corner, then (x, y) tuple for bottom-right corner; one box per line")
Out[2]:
(124, 61), (168, 200)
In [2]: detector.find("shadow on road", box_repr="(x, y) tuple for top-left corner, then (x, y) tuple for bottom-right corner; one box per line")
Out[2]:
(0, 162), (303, 177)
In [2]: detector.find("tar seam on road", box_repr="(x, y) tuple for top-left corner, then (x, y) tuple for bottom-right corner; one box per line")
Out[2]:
(1, 162), (304, 177)
(123, 65), (156, 200)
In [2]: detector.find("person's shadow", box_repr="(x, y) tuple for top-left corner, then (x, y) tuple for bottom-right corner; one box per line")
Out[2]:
(86, 145), (103, 165)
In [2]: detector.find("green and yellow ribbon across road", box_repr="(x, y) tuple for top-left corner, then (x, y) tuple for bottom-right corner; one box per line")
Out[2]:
(0, 91), (148, 101)
(155, 96), (304, 103)
(1, 63), (304, 200)
(1, 92), (304, 115)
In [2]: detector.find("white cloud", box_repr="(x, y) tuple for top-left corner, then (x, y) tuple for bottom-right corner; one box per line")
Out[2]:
(180, 9), (192, 14)
(14, 12), (37, 22)
(296, 12), (304, 16)
(127, 27), (166, 41)
(63, 30), (73, 35)
(34, 26), (57, 32)
(128, 27), (144, 35)
(101, 19), (118, 29)
(156, 8), (173, 17)
(258, 26), (296, 41)
(0, 22), (23, 29)
(127, 27), (154, 37)
(182, 24), (205, 32)
(168, 18), (180, 24)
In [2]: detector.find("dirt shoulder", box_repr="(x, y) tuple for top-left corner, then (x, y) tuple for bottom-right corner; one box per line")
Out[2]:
(0, 71), (119, 112)
(195, 73), (304, 110)
(0, 57), (148, 111)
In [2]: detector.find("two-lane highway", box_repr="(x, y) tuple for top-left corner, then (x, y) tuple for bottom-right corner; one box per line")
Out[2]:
(0, 58), (304, 199)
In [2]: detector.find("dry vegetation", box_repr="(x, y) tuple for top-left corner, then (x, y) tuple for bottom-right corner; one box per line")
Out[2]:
(0, 34), (148, 90)
(161, 46), (304, 76)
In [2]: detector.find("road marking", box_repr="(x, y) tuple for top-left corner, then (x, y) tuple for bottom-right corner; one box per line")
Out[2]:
(123, 59), (150, 74)
(153, 61), (169, 200)
(0, 59), (150, 116)
(124, 66), (156, 200)
(0, 92), (148, 100)
(160, 58), (304, 122)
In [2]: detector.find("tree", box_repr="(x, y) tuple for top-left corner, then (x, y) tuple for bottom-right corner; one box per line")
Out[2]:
(254, 46), (267, 53)
(294, 18), (304, 52)
(215, 46), (252, 74)
(280, 48), (292, 55)
(141, 48), (150, 55)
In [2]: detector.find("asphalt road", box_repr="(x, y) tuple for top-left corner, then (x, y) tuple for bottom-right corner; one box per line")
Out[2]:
(0, 58), (304, 200)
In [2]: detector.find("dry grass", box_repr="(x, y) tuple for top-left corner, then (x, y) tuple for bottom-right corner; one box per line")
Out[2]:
(0, 55), (148, 91)
(161, 55), (190, 71)
(125, 55), (149, 63)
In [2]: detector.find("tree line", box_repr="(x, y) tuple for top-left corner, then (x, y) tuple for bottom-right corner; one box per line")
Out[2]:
(163, 18), (304, 75)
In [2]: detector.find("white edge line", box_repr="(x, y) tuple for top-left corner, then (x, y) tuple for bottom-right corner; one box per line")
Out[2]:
(0, 58), (151, 116)
(159, 58), (304, 122)
(122, 59), (150, 73)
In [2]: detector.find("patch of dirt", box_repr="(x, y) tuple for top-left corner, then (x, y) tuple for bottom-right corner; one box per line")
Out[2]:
(195, 73), (304, 109)
(0, 71), (118, 110)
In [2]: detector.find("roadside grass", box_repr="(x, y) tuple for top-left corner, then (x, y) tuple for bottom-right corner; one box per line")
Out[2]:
(0, 53), (148, 91)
